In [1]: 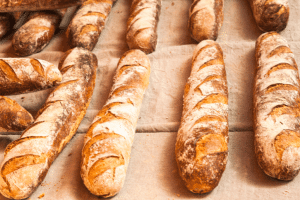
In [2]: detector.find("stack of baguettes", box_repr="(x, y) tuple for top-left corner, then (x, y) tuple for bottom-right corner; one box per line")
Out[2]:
(0, 48), (98, 199)
(0, 0), (122, 56)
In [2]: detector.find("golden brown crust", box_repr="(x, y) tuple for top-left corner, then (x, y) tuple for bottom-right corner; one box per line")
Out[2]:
(0, 48), (97, 199)
(188, 0), (224, 42)
(175, 40), (228, 193)
(66, 0), (116, 51)
(81, 49), (150, 197)
(248, 0), (289, 32)
(12, 10), (66, 56)
(0, 58), (62, 95)
(0, 0), (83, 12)
(0, 96), (33, 131)
(126, 0), (161, 54)
(254, 32), (300, 180)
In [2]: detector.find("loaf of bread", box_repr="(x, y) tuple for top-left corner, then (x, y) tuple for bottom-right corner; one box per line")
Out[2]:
(12, 9), (67, 56)
(0, 47), (97, 199)
(175, 40), (228, 193)
(254, 32), (300, 180)
(0, 13), (14, 39)
(248, 0), (289, 32)
(0, 58), (62, 95)
(126, 0), (161, 54)
(0, 0), (83, 12)
(188, 0), (224, 42)
(66, 0), (117, 51)
(0, 96), (33, 132)
(81, 49), (150, 197)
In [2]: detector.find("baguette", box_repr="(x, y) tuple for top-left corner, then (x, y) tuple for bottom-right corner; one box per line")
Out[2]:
(248, 0), (289, 32)
(0, 96), (33, 132)
(175, 40), (228, 193)
(66, 0), (117, 51)
(254, 32), (300, 180)
(0, 58), (62, 95)
(188, 0), (224, 42)
(0, 13), (14, 39)
(0, 0), (83, 12)
(126, 0), (161, 54)
(12, 9), (67, 56)
(0, 47), (97, 199)
(81, 49), (150, 197)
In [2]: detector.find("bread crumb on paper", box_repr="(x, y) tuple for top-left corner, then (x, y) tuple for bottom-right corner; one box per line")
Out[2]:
(38, 193), (45, 199)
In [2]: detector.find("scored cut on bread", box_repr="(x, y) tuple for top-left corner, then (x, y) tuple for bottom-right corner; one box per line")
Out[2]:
(0, 96), (33, 132)
(66, 0), (117, 51)
(0, 47), (97, 199)
(254, 32), (300, 180)
(175, 40), (228, 194)
(81, 49), (151, 197)
(188, 0), (224, 42)
(126, 0), (161, 54)
(248, 0), (289, 32)
(0, 0), (83, 12)
(12, 9), (67, 56)
(0, 58), (62, 95)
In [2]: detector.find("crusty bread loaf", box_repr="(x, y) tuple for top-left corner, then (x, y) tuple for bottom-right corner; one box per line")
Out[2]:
(126, 0), (161, 54)
(188, 0), (224, 42)
(12, 9), (67, 56)
(254, 32), (300, 180)
(66, 0), (117, 51)
(175, 40), (228, 193)
(0, 96), (33, 132)
(0, 58), (62, 95)
(81, 49), (150, 197)
(0, 47), (97, 199)
(0, 13), (14, 39)
(248, 0), (289, 32)
(0, 0), (83, 12)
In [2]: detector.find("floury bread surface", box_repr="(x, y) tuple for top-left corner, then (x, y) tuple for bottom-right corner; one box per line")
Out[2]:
(188, 0), (224, 42)
(0, 58), (62, 95)
(175, 40), (228, 194)
(248, 0), (289, 32)
(67, 0), (117, 51)
(254, 32), (300, 180)
(0, 96), (33, 132)
(0, 0), (83, 12)
(13, 9), (67, 56)
(81, 49), (151, 197)
(0, 48), (97, 199)
(126, 0), (161, 54)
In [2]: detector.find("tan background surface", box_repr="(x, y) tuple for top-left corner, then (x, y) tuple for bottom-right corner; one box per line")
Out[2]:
(0, 0), (300, 199)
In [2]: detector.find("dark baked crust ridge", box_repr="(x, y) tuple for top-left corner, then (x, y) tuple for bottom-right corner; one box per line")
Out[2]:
(0, 0), (83, 12)
(188, 0), (224, 42)
(126, 0), (161, 54)
(248, 0), (289, 32)
(12, 10), (65, 56)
